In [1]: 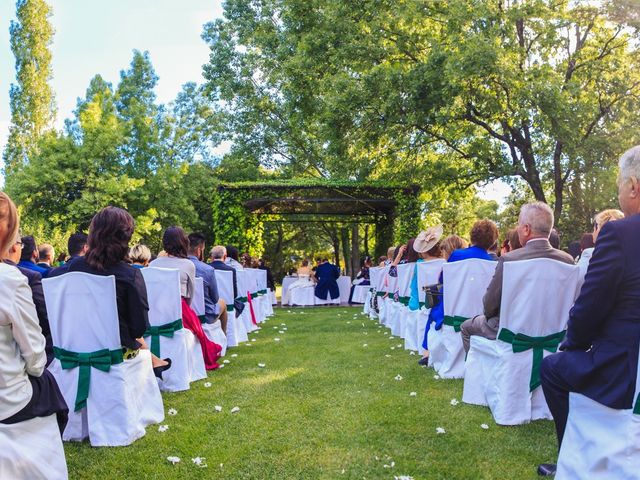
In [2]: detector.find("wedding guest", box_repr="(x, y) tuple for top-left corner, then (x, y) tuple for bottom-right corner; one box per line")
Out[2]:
(3, 230), (53, 365)
(348, 256), (372, 304)
(576, 209), (624, 279)
(18, 235), (49, 277)
(49, 232), (88, 275)
(258, 258), (275, 291)
(314, 258), (340, 302)
(539, 146), (640, 476)
(188, 233), (228, 334)
(440, 235), (468, 260)
(129, 244), (152, 268)
(37, 243), (55, 272)
(151, 227), (221, 369)
(410, 226), (445, 312)
(378, 256), (387, 267)
(419, 220), (498, 366)
(49, 207), (171, 378)
(460, 203), (573, 353)
(0, 193), (68, 435)
(225, 245), (244, 270)
(549, 228), (561, 249)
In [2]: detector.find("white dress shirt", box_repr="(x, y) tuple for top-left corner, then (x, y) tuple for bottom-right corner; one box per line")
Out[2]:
(0, 262), (46, 420)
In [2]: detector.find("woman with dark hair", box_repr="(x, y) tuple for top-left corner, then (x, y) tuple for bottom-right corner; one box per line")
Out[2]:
(50, 207), (171, 377)
(348, 256), (373, 304)
(150, 227), (221, 370)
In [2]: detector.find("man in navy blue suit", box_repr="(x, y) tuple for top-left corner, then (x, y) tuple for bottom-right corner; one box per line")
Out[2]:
(538, 145), (640, 476)
(314, 258), (340, 301)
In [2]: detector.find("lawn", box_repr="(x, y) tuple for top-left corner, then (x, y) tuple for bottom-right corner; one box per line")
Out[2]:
(64, 306), (556, 479)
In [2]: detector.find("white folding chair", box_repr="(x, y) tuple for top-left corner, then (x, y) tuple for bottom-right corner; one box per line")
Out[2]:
(141, 267), (206, 392)
(557, 349), (640, 478)
(390, 263), (414, 337)
(351, 284), (370, 305)
(194, 277), (227, 357)
(216, 269), (248, 347)
(379, 266), (396, 328)
(43, 272), (164, 446)
(367, 266), (384, 319)
(429, 259), (497, 379)
(405, 259), (445, 352)
(462, 259), (581, 425)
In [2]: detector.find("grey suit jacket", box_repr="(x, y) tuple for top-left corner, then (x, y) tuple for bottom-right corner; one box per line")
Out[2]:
(483, 238), (575, 327)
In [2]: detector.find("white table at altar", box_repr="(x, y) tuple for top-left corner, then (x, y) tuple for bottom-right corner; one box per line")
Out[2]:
(280, 275), (352, 305)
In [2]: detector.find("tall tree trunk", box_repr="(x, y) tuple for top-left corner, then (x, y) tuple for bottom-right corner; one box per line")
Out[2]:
(364, 225), (369, 257)
(351, 224), (360, 279)
(332, 228), (340, 267)
(340, 226), (350, 276)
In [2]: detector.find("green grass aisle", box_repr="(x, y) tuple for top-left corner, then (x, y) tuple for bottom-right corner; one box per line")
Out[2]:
(64, 307), (556, 479)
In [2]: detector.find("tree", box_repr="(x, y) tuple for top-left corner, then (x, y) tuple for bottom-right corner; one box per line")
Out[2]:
(3, 0), (56, 177)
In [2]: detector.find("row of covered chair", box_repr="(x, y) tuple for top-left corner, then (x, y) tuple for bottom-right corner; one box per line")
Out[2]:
(40, 265), (274, 448)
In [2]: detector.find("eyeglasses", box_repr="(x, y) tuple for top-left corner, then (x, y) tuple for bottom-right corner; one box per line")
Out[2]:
(15, 240), (23, 248)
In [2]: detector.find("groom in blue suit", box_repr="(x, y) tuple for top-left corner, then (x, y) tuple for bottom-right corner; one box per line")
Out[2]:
(539, 146), (640, 475)
(314, 258), (340, 301)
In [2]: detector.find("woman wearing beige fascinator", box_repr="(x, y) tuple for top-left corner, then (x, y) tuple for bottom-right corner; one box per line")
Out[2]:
(407, 225), (445, 311)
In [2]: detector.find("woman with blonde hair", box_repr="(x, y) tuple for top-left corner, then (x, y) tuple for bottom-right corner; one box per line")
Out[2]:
(0, 193), (68, 444)
(440, 234), (468, 260)
(577, 208), (624, 278)
(129, 244), (151, 268)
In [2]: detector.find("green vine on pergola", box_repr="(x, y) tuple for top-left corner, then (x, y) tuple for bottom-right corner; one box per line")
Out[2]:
(212, 180), (422, 258)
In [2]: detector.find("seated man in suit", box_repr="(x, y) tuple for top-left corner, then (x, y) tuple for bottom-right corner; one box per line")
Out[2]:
(538, 146), (640, 476)
(49, 232), (88, 276)
(314, 258), (340, 301)
(37, 243), (55, 273)
(460, 202), (574, 353)
(210, 245), (244, 315)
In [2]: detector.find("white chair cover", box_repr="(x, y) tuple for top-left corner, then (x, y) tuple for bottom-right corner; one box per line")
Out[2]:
(390, 263), (414, 337)
(236, 270), (259, 332)
(405, 259), (445, 352)
(367, 266), (384, 319)
(462, 259), (581, 425)
(244, 268), (265, 324)
(556, 351), (640, 479)
(351, 285), (370, 304)
(215, 269), (248, 346)
(338, 275), (351, 304)
(379, 266), (397, 327)
(0, 414), (68, 479)
(43, 272), (164, 446)
(193, 277), (227, 357)
(430, 259), (497, 379)
(141, 267), (206, 392)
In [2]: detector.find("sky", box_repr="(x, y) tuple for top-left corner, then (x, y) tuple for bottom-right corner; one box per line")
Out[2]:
(0, 0), (512, 204)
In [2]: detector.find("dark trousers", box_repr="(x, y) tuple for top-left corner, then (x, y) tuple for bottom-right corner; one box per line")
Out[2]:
(540, 353), (571, 450)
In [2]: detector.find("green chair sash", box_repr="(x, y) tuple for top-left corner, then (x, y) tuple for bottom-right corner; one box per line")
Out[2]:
(53, 346), (124, 412)
(497, 328), (566, 392)
(634, 394), (640, 415)
(237, 296), (248, 303)
(144, 319), (183, 357)
(398, 296), (410, 306)
(198, 314), (207, 324)
(227, 303), (235, 313)
(256, 289), (267, 296)
(376, 291), (386, 298)
(443, 315), (467, 332)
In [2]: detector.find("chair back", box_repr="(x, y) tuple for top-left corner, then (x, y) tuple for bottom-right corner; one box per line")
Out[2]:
(192, 277), (206, 318)
(442, 259), (496, 318)
(369, 267), (383, 291)
(43, 272), (120, 351)
(140, 267), (182, 327)
(244, 268), (260, 296)
(236, 270), (250, 300)
(216, 269), (235, 305)
(396, 263), (414, 298)
(417, 259), (445, 304)
(500, 259), (581, 336)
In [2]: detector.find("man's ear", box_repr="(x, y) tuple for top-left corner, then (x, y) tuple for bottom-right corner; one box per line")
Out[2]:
(631, 176), (639, 198)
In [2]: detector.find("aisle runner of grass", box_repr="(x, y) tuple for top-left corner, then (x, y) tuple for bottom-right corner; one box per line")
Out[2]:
(65, 307), (555, 479)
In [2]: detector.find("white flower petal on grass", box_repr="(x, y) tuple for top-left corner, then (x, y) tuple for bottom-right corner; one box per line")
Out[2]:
(219, 364), (225, 369)
(158, 424), (169, 432)
(436, 427), (446, 434)
(251, 338), (257, 342)
(231, 353), (238, 358)
(450, 399), (459, 406)
(384, 464), (391, 469)
(283, 327), (288, 331)
(391, 347), (396, 350)
(167, 456), (181, 464)
(389, 336), (395, 340)
(409, 392), (417, 397)
(223, 359), (230, 364)
(286, 310), (291, 313)
(204, 382), (212, 388)
(279, 330), (285, 334)
(274, 338), (280, 342)
(391, 461), (396, 467)
(231, 406), (240, 414)
(385, 354), (391, 358)
(433, 375), (440, 380)
(258, 363), (266, 368)
(281, 323), (286, 326)
(168, 408), (178, 416)
(481, 423), (490, 430)
(192, 457), (208, 468)
(394, 476), (414, 480)
(409, 351), (417, 356)
(396, 344), (403, 348)
(245, 344), (252, 347)
(363, 344), (368, 347)
(214, 405), (222, 412)
(394, 374), (403, 381)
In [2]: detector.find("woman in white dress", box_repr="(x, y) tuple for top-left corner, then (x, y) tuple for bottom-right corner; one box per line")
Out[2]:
(283, 259), (315, 304)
